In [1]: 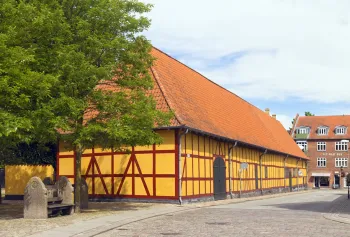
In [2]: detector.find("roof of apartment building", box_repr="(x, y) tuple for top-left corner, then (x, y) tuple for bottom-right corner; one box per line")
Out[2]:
(148, 47), (307, 159)
(291, 114), (350, 140)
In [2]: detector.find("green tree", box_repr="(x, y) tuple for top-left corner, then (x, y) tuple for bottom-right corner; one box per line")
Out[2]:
(304, 111), (314, 116)
(0, 0), (172, 212)
(0, 141), (56, 169)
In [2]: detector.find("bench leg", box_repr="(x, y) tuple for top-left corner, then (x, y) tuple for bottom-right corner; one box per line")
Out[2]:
(61, 207), (74, 216)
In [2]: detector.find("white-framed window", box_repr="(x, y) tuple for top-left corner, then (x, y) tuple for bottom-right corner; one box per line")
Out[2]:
(335, 158), (348, 167)
(335, 126), (346, 135)
(335, 141), (348, 151)
(296, 128), (309, 134)
(296, 141), (308, 151)
(317, 142), (326, 151)
(318, 127), (328, 135)
(317, 158), (326, 167)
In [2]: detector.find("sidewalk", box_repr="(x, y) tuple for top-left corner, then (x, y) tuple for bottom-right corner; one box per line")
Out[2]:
(28, 190), (313, 237)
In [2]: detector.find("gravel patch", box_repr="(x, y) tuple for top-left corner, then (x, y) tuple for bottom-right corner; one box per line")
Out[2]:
(0, 200), (170, 237)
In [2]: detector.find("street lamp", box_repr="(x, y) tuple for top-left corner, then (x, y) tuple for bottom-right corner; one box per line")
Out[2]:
(340, 140), (349, 189)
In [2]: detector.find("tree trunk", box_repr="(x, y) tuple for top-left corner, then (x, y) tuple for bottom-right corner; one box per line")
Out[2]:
(74, 145), (83, 213)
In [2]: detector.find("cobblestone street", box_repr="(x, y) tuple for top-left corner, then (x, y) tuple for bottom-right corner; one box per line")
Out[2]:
(97, 190), (350, 237)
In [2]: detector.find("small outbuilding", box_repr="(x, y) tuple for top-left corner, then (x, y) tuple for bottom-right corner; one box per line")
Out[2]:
(57, 47), (308, 203)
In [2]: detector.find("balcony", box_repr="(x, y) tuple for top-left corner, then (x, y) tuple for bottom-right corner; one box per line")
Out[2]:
(295, 133), (309, 139)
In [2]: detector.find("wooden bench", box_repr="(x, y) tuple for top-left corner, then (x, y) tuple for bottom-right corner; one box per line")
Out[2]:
(46, 184), (74, 217)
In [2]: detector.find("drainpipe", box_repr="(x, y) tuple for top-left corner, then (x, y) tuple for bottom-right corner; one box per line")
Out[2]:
(259, 149), (268, 195)
(228, 141), (238, 199)
(306, 160), (309, 190)
(296, 159), (299, 191)
(178, 128), (189, 205)
(284, 155), (289, 190)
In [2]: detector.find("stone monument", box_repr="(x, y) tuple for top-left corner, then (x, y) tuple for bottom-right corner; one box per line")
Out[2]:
(56, 176), (74, 206)
(43, 177), (54, 185)
(24, 176), (48, 219)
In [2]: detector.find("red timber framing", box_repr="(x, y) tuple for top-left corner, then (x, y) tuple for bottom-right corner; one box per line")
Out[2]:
(57, 130), (179, 201)
(180, 131), (307, 199)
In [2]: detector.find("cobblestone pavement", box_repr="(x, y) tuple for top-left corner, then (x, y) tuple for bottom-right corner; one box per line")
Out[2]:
(97, 190), (350, 237)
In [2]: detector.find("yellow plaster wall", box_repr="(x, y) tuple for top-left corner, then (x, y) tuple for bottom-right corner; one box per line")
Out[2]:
(180, 131), (307, 197)
(5, 165), (54, 195)
(58, 130), (177, 198)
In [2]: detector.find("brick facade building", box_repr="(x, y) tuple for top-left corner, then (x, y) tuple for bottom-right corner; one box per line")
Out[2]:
(290, 114), (350, 188)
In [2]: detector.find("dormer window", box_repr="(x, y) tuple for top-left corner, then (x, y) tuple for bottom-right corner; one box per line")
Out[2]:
(296, 127), (309, 134)
(335, 126), (347, 135)
(317, 126), (328, 135)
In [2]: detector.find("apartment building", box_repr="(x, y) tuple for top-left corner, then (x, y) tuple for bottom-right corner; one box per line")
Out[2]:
(290, 114), (350, 188)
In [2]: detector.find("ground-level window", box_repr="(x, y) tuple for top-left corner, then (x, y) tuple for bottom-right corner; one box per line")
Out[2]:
(317, 158), (326, 167)
(317, 142), (326, 151)
(335, 158), (348, 167)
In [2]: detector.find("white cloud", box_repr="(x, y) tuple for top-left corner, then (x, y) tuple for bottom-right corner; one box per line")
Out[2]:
(141, 0), (350, 104)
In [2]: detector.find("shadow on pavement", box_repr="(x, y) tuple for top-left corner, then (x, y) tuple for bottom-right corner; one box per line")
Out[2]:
(264, 194), (348, 213)
(0, 200), (155, 220)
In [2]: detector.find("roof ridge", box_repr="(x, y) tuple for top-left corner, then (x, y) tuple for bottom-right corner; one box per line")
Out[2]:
(151, 46), (267, 114)
(299, 115), (350, 118)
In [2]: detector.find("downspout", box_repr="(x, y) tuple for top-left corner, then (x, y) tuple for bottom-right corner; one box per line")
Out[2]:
(228, 141), (238, 199)
(178, 128), (189, 205)
(284, 155), (289, 190)
(306, 160), (309, 190)
(296, 158), (299, 191)
(259, 149), (268, 195)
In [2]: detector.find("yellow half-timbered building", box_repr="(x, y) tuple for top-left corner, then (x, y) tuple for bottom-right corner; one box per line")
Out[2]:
(57, 47), (308, 203)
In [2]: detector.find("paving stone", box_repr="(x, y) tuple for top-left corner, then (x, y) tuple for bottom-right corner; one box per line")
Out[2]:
(96, 190), (350, 237)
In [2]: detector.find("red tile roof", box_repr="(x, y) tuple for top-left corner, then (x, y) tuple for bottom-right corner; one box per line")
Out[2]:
(150, 47), (307, 159)
(293, 115), (350, 140)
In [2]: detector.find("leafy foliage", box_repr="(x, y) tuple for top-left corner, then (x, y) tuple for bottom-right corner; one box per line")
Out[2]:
(304, 111), (315, 116)
(0, 0), (172, 211)
(0, 141), (56, 169)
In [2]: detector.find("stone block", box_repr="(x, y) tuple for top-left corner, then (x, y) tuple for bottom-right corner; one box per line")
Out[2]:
(24, 176), (48, 219)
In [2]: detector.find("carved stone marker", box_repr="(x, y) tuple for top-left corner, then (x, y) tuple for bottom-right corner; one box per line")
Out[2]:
(80, 178), (89, 209)
(57, 176), (74, 206)
(24, 177), (48, 219)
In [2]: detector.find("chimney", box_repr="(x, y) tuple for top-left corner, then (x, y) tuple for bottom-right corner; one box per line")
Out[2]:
(265, 108), (270, 115)
(272, 114), (276, 119)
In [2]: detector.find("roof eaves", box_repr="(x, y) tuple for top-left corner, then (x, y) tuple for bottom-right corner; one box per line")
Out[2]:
(156, 125), (308, 160)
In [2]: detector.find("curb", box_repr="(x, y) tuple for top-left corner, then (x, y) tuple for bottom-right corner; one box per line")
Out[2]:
(323, 213), (350, 225)
(73, 190), (314, 237)
(323, 193), (350, 225)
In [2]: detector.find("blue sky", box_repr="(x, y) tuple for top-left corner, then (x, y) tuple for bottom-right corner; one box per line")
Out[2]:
(141, 0), (350, 129)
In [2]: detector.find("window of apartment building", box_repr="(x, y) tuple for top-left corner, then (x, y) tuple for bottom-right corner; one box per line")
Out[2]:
(296, 128), (308, 134)
(317, 142), (326, 151)
(296, 141), (308, 151)
(335, 126), (346, 135)
(335, 158), (348, 167)
(317, 158), (326, 167)
(335, 141), (348, 151)
(318, 127), (328, 135)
